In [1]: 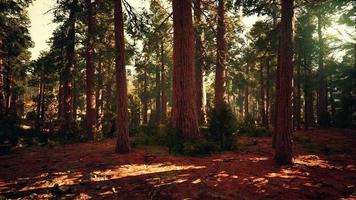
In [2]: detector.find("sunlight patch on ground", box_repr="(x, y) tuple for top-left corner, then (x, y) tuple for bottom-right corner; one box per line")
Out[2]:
(294, 155), (331, 168)
(91, 163), (206, 181)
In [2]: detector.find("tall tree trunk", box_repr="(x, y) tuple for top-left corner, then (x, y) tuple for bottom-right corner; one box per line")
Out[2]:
(0, 36), (4, 118)
(155, 50), (161, 125)
(58, 74), (64, 120)
(142, 67), (148, 125)
(86, 0), (96, 140)
(5, 68), (11, 116)
(36, 70), (43, 129)
(172, 0), (200, 138)
(260, 60), (266, 126)
(160, 40), (167, 123)
(114, 0), (130, 153)
(293, 55), (301, 130)
(194, 0), (205, 122)
(274, 0), (294, 165)
(244, 65), (249, 118)
(96, 60), (103, 133)
(316, 13), (328, 127)
(62, 0), (77, 130)
(214, 0), (226, 106)
(266, 60), (270, 127)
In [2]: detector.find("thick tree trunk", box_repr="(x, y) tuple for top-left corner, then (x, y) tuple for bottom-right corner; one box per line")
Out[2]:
(62, 0), (77, 130)
(0, 36), (4, 118)
(172, 0), (200, 138)
(214, 0), (226, 106)
(86, 0), (96, 140)
(274, 0), (294, 165)
(114, 0), (130, 153)
(194, 0), (205, 122)
(316, 13), (328, 127)
(160, 40), (167, 123)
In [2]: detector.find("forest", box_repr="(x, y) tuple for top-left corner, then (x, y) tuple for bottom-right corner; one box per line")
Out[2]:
(0, 0), (355, 199)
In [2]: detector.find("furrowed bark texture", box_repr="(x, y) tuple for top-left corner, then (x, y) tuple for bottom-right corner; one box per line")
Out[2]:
(274, 0), (294, 165)
(172, 0), (200, 138)
(214, 0), (226, 106)
(86, 0), (96, 140)
(114, 0), (130, 153)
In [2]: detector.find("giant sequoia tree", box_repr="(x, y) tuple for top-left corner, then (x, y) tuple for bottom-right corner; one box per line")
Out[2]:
(114, 0), (130, 153)
(273, 0), (294, 165)
(85, 0), (96, 140)
(171, 0), (200, 138)
(214, 0), (227, 106)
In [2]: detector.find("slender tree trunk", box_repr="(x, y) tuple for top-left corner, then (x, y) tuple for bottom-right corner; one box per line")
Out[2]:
(36, 70), (43, 129)
(160, 40), (167, 123)
(62, 0), (77, 130)
(96, 60), (103, 133)
(41, 74), (45, 122)
(274, 0), (294, 165)
(172, 0), (200, 138)
(155, 50), (161, 124)
(0, 36), (4, 118)
(86, 0), (96, 140)
(293, 55), (301, 130)
(58, 74), (64, 120)
(5, 69), (12, 116)
(214, 0), (226, 106)
(316, 13), (328, 127)
(244, 65), (249, 118)
(260, 61), (266, 126)
(266, 60), (270, 127)
(194, 0), (205, 122)
(142, 67), (148, 125)
(114, 0), (130, 153)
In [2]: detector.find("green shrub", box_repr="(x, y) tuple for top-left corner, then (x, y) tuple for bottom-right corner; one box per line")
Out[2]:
(207, 103), (238, 150)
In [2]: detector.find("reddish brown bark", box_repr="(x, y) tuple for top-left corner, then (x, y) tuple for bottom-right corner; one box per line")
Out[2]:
(0, 36), (4, 118)
(114, 0), (130, 153)
(172, 0), (200, 138)
(62, 0), (77, 130)
(214, 0), (226, 106)
(96, 61), (103, 132)
(274, 0), (294, 165)
(86, 0), (96, 140)
(194, 0), (205, 122)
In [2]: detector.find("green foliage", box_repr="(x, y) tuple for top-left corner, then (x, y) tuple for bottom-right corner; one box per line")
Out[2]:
(237, 115), (271, 137)
(207, 103), (238, 150)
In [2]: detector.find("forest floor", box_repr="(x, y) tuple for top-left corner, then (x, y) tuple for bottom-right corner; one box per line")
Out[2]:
(1, 129), (356, 200)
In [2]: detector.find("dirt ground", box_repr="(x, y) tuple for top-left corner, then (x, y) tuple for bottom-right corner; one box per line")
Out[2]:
(1, 129), (356, 199)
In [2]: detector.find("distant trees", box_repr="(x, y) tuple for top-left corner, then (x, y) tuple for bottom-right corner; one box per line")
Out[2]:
(0, 0), (32, 119)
